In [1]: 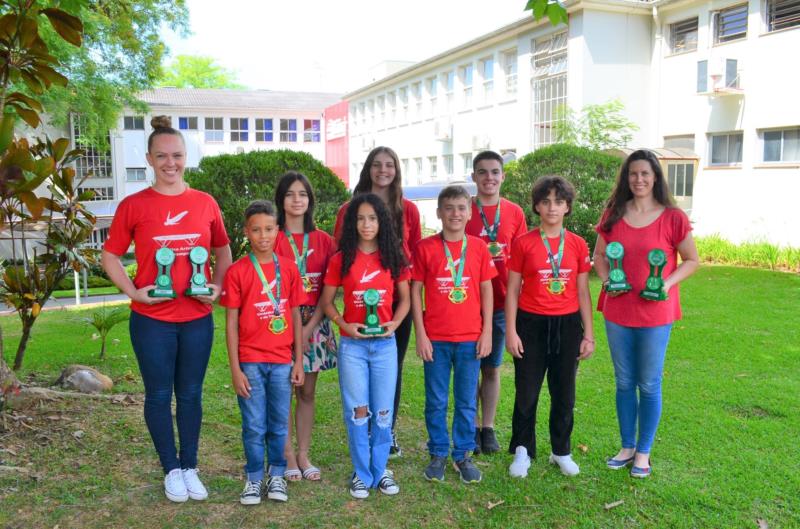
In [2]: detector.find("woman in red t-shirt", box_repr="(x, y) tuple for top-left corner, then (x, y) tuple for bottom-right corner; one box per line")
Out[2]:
(273, 171), (336, 482)
(593, 149), (699, 479)
(333, 146), (421, 457)
(320, 193), (410, 499)
(101, 116), (232, 502)
(505, 176), (595, 479)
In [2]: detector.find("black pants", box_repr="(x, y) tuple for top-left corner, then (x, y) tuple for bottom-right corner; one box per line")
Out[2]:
(508, 310), (582, 457)
(391, 303), (413, 432)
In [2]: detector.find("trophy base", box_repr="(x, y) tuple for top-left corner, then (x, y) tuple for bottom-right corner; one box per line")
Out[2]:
(359, 326), (386, 336)
(149, 288), (176, 299)
(605, 283), (632, 293)
(185, 286), (213, 296)
(639, 290), (668, 301)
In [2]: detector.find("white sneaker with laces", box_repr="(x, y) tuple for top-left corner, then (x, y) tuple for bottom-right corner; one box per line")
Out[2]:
(164, 468), (189, 503)
(549, 453), (580, 476)
(182, 468), (208, 500)
(509, 446), (531, 478)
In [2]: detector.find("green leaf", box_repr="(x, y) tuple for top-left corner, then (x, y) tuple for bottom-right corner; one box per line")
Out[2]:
(546, 3), (567, 26)
(41, 8), (83, 47)
(533, 0), (547, 20)
(52, 138), (70, 161)
(0, 113), (15, 153)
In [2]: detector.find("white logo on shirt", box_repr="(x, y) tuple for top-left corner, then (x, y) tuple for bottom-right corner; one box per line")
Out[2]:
(360, 270), (381, 283)
(164, 210), (188, 226)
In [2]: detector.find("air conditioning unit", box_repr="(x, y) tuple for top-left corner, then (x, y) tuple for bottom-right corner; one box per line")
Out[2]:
(434, 119), (452, 142)
(472, 134), (490, 150)
(235, 146), (245, 154)
(709, 57), (741, 92)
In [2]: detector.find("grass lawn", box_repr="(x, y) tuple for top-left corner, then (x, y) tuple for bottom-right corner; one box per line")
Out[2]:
(0, 266), (797, 528)
(50, 286), (121, 299)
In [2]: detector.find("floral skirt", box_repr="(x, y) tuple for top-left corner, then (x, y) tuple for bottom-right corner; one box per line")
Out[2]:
(300, 305), (337, 373)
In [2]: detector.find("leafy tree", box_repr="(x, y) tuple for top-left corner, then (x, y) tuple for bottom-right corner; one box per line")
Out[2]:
(158, 55), (243, 89)
(186, 150), (350, 259)
(503, 144), (620, 251)
(525, 0), (568, 26)
(554, 99), (639, 151)
(83, 305), (129, 359)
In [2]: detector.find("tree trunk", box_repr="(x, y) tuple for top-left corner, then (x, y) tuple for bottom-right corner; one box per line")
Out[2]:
(1, 325), (21, 396)
(12, 316), (34, 371)
(99, 338), (106, 360)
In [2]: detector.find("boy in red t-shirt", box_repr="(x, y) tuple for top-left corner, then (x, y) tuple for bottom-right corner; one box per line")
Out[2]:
(504, 176), (595, 479)
(412, 185), (497, 484)
(220, 200), (304, 505)
(465, 150), (528, 455)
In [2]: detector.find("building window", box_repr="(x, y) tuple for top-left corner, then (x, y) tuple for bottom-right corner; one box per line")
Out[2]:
(126, 167), (146, 182)
(714, 4), (748, 43)
(123, 116), (144, 130)
(428, 156), (438, 179)
(664, 134), (696, 151)
(767, 0), (800, 31)
(669, 17), (699, 53)
(481, 57), (494, 103)
(532, 32), (568, 149)
(667, 163), (695, 197)
(280, 119), (297, 142)
(178, 117), (197, 130)
(359, 102), (366, 127)
(401, 158), (409, 180)
(204, 117), (224, 142)
(398, 87), (408, 122)
(443, 154), (454, 177)
(377, 96), (385, 128)
(503, 49), (518, 95)
(304, 119), (321, 142)
(78, 186), (114, 201)
(412, 82), (423, 118)
(428, 76), (438, 116)
(763, 127), (800, 162)
(255, 118), (273, 142)
(443, 71), (455, 111)
(460, 64), (473, 108)
(461, 153), (472, 177)
(230, 118), (248, 142)
(709, 132), (743, 164)
(73, 118), (112, 179)
(387, 92), (396, 125)
(697, 60), (708, 92)
(414, 157), (423, 179)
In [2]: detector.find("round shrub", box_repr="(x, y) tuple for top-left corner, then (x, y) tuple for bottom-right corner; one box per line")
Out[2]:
(504, 144), (620, 251)
(186, 149), (350, 259)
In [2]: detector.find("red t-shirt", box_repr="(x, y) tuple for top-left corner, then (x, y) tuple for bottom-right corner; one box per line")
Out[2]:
(334, 198), (422, 260)
(219, 254), (304, 363)
(596, 207), (692, 327)
(274, 229), (335, 307)
(466, 198), (528, 310)
(508, 228), (591, 316)
(103, 187), (230, 322)
(411, 234), (498, 342)
(324, 249), (411, 338)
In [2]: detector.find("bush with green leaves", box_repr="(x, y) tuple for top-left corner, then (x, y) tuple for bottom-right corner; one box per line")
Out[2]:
(504, 144), (621, 251)
(186, 149), (350, 259)
(82, 305), (129, 359)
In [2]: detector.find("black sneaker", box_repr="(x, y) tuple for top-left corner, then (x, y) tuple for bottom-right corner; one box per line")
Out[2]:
(349, 473), (369, 499)
(454, 457), (482, 483)
(473, 428), (482, 455)
(480, 427), (500, 454)
(239, 479), (262, 505)
(266, 476), (287, 502)
(377, 469), (400, 495)
(389, 430), (402, 459)
(423, 455), (447, 482)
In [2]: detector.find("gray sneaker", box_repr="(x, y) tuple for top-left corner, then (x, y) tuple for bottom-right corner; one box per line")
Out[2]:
(423, 455), (447, 482)
(454, 457), (482, 483)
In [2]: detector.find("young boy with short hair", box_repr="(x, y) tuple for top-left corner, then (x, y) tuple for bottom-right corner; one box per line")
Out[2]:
(466, 150), (528, 455)
(411, 185), (497, 484)
(221, 200), (305, 505)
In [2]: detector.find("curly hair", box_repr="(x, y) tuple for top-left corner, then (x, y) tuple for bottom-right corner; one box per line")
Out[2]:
(338, 193), (406, 280)
(354, 146), (405, 243)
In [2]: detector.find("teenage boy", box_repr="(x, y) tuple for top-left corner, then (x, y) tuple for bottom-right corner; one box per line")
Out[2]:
(221, 200), (305, 505)
(466, 151), (528, 455)
(412, 185), (497, 483)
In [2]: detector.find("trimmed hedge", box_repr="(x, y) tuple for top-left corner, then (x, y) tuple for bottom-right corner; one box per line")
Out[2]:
(504, 144), (620, 251)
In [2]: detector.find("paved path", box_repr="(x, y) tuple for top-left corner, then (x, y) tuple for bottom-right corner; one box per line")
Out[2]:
(0, 293), (130, 315)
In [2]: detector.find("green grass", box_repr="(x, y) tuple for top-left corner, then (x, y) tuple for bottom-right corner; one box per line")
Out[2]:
(696, 234), (800, 272)
(0, 266), (798, 528)
(50, 286), (121, 299)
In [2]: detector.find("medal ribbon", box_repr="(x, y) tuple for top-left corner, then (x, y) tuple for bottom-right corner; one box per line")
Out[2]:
(476, 198), (500, 242)
(285, 231), (309, 276)
(540, 228), (565, 283)
(442, 234), (467, 288)
(249, 252), (282, 316)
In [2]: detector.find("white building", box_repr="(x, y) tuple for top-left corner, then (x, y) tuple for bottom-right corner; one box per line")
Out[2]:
(345, 0), (800, 246)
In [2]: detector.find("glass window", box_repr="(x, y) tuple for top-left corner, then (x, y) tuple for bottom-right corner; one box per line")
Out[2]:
(714, 4), (748, 43)
(503, 49), (518, 94)
(255, 118), (273, 142)
(532, 32), (568, 149)
(460, 64), (473, 107)
(303, 119), (321, 142)
(73, 118), (112, 179)
(670, 18), (698, 53)
(481, 57), (494, 102)
(178, 117), (198, 130)
(697, 60), (708, 92)
(767, 0), (800, 32)
(461, 153), (472, 176)
(280, 119), (297, 142)
(230, 118), (248, 142)
(428, 156), (438, 179)
(123, 116), (144, 130)
(763, 128), (800, 161)
(77, 186), (114, 201)
(126, 167), (146, 182)
(667, 163), (694, 197)
(664, 134), (696, 151)
(204, 117), (224, 142)
(710, 132), (743, 164)
(443, 154), (454, 177)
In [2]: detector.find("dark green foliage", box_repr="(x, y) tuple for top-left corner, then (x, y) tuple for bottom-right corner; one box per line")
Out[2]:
(185, 150), (350, 259)
(56, 275), (113, 290)
(504, 144), (621, 250)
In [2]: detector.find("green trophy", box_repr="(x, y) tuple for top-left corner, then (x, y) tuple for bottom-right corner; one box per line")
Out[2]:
(360, 288), (386, 336)
(185, 246), (212, 296)
(605, 242), (632, 293)
(640, 249), (668, 301)
(149, 247), (176, 298)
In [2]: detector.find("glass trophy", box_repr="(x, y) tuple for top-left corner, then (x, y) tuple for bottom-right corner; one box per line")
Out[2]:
(185, 247), (212, 296)
(360, 288), (385, 335)
(149, 247), (176, 298)
(640, 249), (668, 301)
(605, 242), (632, 293)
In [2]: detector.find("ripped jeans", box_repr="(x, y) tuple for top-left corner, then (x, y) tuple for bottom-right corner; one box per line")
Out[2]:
(338, 335), (398, 488)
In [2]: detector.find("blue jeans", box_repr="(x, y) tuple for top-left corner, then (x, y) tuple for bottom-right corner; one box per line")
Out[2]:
(237, 362), (292, 481)
(338, 336), (397, 488)
(129, 312), (213, 473)
(425, 341), (481, 461)
(605, 320), (673, 454)
(481, 309), (506, 368)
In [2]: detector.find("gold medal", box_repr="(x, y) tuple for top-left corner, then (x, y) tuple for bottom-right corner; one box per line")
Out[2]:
(487, 241), (502, 257)
(547, 279), (564, 295)
(302, 276), (313, 293)
(448, 287), (467, 304)
(269, 315), (287, 334)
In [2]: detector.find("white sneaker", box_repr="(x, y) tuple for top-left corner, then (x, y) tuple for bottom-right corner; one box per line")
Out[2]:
(509, 446), (531, 478)
(549, 453), (580, 476)
(164, 468), (189, 502)
(182, 468), (208, 500)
